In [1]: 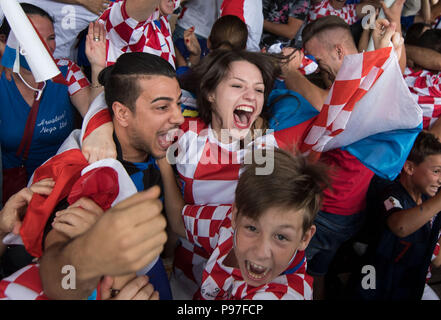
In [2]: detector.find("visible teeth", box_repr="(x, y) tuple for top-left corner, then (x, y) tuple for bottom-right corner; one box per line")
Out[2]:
(235, 106), (253, 113)
(246, 261), (269, 279)
(250, 262), (265, 271)
(166, 128), (179, 141)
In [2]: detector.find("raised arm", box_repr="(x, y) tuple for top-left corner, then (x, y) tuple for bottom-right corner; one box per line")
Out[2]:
(379, 0), (406, 73)
(263, 17), (305, 41)
(387, 190), (441, 238)
(281, 48), (329, 111)
(406, 45), (441, 71)
(85, 21), (107, 104)
(69, 21), (107, 117)
(432, 1), (441, 22)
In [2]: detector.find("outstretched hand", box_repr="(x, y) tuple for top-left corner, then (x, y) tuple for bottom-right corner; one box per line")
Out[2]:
(52, 197), (104, 239)
(85, 21), (107, 70)
(372, 18), (404, 59)
(0, 178), (54, 236)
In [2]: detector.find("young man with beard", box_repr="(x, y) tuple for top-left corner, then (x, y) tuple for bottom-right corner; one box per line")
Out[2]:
(35, 52), (184, 300)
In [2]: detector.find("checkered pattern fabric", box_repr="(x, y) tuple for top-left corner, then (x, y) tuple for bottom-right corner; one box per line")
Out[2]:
(299, 55), (318, 75)
(173, 118), (249, 292)
(300, 46), (413, 158)
(0, 264), (48, 300)
(181, 204), (313, 300)
(176, 118), (247, 206)
(308, 0), (358, 25)
(99, 0), (176, 68)
(55, 59), (90, 96)
(175, 118), (291, 206)
(403, 67), (441, 130)
(173, 117), (313, 293)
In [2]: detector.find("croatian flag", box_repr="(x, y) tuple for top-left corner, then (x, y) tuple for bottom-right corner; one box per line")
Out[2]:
(0, 97), (144, 299)
(0, 0), (65, 84)
(0, 154), (141, 300)
(299, 47), (422, 180)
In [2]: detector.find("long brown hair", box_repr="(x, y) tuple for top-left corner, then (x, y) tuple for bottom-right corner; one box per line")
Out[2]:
(208, 15), (248, 51)
(180, 50), (281, 128)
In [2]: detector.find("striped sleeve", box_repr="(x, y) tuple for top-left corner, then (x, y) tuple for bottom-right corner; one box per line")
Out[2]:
(56, 59), (90, 96)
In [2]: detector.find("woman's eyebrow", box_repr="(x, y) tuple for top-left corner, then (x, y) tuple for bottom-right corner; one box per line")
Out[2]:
(232, 77), (264, 85)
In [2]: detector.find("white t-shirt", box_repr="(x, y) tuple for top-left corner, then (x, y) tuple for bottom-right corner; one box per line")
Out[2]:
(19, 0), (97, 60)
(177, 0), (222, 39)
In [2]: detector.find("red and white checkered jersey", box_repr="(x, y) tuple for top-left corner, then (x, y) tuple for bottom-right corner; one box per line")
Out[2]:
(175, 117), (312, 206)
(0, 264), (48, 300)
(299, 54), (318, 75)
(173, 117), (313, 293)
(55, 59), (90, 96)
(181, 204), (313, 300)
(99, 0), (176, 68)
(308, 0), (358, 25)
(403, 67), (441, 130)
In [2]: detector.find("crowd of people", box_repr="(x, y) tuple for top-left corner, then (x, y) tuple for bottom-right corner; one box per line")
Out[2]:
(0, 0), (440, 301)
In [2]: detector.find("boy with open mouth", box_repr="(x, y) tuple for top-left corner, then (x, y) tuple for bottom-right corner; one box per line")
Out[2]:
(158, 148), (329, 299)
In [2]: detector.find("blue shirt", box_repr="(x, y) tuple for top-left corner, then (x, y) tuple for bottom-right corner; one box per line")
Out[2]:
(114, 134), (171, 300)
(358, 179), (441, 300)
(0, 69), (75, 178)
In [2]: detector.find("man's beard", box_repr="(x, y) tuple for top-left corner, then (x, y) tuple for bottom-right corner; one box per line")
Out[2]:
(129, 127), (161, 160)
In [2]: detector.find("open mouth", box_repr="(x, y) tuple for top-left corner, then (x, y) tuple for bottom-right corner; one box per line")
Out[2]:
(157, 128), (179, 150)
(245, 260), (270, 281)
(430, 186), (440, 194)
(233, 105), (254, 129)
